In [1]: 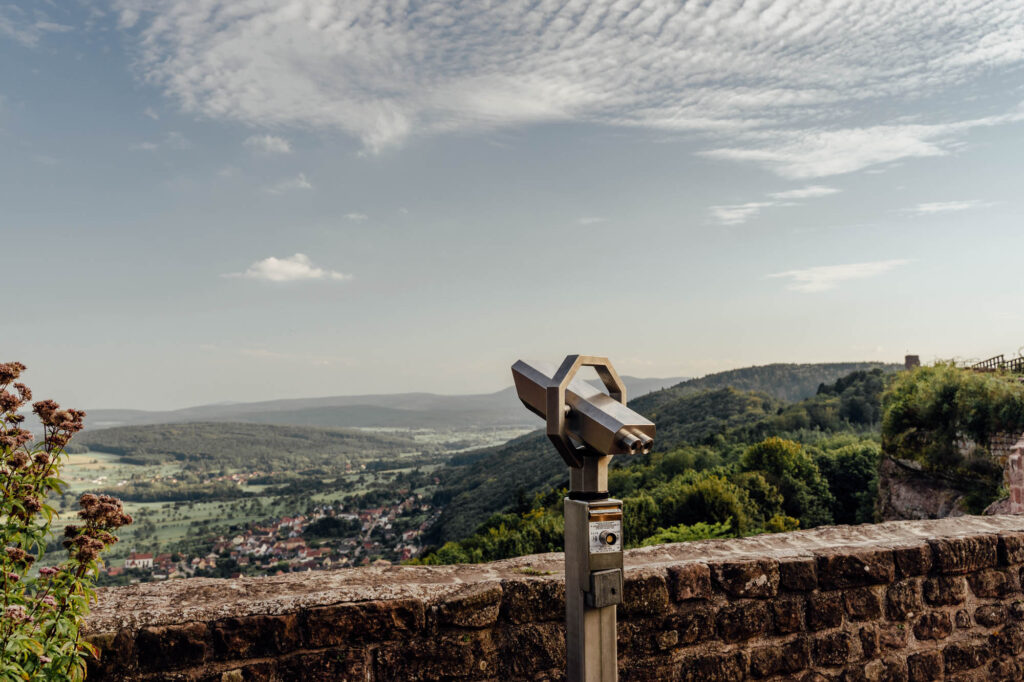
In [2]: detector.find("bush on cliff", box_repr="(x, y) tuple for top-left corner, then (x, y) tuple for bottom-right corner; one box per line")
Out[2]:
(882, 363), (1024, 469)
(0, 362), (131, 680)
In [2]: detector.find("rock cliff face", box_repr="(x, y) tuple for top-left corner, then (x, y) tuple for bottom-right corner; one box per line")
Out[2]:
(875, 457), (969, 521)
(86, 515), (1024, 681)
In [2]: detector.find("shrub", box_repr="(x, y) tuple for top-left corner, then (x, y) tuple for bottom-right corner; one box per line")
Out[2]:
(0, 361), (131, 680)
(882, 363), (1024, 469)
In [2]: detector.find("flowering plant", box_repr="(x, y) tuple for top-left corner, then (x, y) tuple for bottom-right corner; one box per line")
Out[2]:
(1, 362), (131, 680)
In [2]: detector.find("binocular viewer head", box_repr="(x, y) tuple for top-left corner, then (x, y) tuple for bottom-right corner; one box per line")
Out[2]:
(512, 355), (655, 468)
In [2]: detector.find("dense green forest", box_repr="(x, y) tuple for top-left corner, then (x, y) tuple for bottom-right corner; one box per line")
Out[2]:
(428, 362), (898, 544)
(75, 422), (420, 470)
(635, 361), (901, 410)
(419, 363), (1024, 565)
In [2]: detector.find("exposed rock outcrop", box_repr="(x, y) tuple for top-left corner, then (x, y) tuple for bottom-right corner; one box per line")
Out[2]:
(876, 456), (969, 520)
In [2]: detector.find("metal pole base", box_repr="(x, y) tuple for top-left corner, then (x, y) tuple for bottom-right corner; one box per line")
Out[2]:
(565, 498), (620, 682)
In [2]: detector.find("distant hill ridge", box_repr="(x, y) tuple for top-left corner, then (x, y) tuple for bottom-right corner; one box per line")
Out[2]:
(82, 375), (688, 431)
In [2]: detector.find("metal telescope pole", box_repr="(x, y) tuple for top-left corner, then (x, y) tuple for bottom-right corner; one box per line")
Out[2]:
(511, 355), (654, 682)
(564, 457), (621, 682)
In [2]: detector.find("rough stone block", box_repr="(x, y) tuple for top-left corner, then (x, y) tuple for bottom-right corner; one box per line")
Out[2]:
(495, 623), (565, 678)
(923, 575), (966, 606)
(878, 624), (908, 651)
(999, 532), (1024, 565)
(966, 568), (1016, 598)
(844, 587), (882, 621)
(808, 591), (844, 630)
(709, 558), (780, 598)
(955, 609), (972, 629)
(1011, 599), (1024, 620)
(780, 557), (818, 592)
(667, 563), (711, 601)
(913, 612), (953, 641)
(716, 600), (771, 643)
(886, 580), (922, 621)
(813, 631), (852, 667)
(499, 578), (564, 623)
(135, 622), (211, 672)
(929, 535), (998, 575)
(373, 631), (497, 681)
(85, 629), (135, 679)
(773, 594), (806, 634)
(622, 569), (671, 616)
(989, 624), (1024, 658)
(275, 647), (366, 682)
(943, 641), (991, 673)
(301, 598), (425, 648)
(668, 605), (717, 646)
(676, 651), (747, 682)
(749, 637), (810, 678)
(987, 658), (1024, 681)
(859, 657), (908, 682)
(974, 604), (1007, 627)
(617, 617), (658, 656)
(859, 625), (879, 659)
(893, 543), (933, 578)
(816, 548), (895, 589)
(210, 614), (300, 660)
(437, 583), (502, 628)
(655, 629), (679, 650)
(907, 651), (943, 682)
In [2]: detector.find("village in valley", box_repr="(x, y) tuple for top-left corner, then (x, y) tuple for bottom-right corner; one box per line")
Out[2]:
(103, 495), (439, 583)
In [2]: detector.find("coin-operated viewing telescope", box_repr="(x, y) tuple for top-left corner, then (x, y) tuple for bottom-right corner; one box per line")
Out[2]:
(512, 355), (655, 682)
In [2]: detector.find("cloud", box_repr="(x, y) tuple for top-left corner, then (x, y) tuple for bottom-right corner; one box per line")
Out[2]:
(115, 0), (1024, 159)
(0, 5), (75, 48)
(710, 203), (776, 226)
(131, 131), (190, 151)
(265, 173), (313, 194)
(702, 112), (1024, 179)
(768, 259), (911, 293)
(769, 186), (841, 200)
(143, 107), (159, 120)
(244, 134), (292, 154)
(225, 253), (351, 282)
(345, 212), (368, 222)
(577, 217), (606, 225)
(906, 200), (990, 214)
(711, 187), (838, 225)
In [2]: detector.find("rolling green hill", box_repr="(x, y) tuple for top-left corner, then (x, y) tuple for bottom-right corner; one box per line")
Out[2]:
(634, 361), (901, 412)
(75, 422), (420, 470)
(428, 362), (900, 544)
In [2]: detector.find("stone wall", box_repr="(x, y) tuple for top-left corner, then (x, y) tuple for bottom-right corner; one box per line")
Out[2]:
(85, 515), (1024, 681)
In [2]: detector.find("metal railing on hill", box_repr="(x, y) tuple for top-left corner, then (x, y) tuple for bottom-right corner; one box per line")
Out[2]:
(969, 353), (1024, 374)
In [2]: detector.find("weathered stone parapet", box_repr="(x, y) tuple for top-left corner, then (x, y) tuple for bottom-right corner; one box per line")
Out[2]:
(86, 515), (1024, 681)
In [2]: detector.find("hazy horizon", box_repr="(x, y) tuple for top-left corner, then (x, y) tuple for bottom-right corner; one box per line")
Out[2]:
(4, 1), (1024, 410)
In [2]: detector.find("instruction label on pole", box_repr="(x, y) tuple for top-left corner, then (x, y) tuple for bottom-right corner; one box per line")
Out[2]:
(589, 520), (622, 554)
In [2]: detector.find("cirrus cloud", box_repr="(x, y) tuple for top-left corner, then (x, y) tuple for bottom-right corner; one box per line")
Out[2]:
(115, 0), (1024, 166)
(905, 199), (992, 214)
(768, 259), (911, 293)
(225, 253), (351, 282)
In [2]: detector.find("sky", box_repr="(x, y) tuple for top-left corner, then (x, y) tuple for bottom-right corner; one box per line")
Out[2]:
(3, 0), (1024, 410)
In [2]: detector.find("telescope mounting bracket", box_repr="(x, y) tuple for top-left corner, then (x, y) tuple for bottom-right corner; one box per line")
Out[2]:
(546, 354), (627, 468)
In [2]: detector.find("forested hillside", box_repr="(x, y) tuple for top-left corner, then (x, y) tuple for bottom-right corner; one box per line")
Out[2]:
(76, 422), (419, 470)
(427, 362), (899, 545)
(634, 361), (900, 412)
